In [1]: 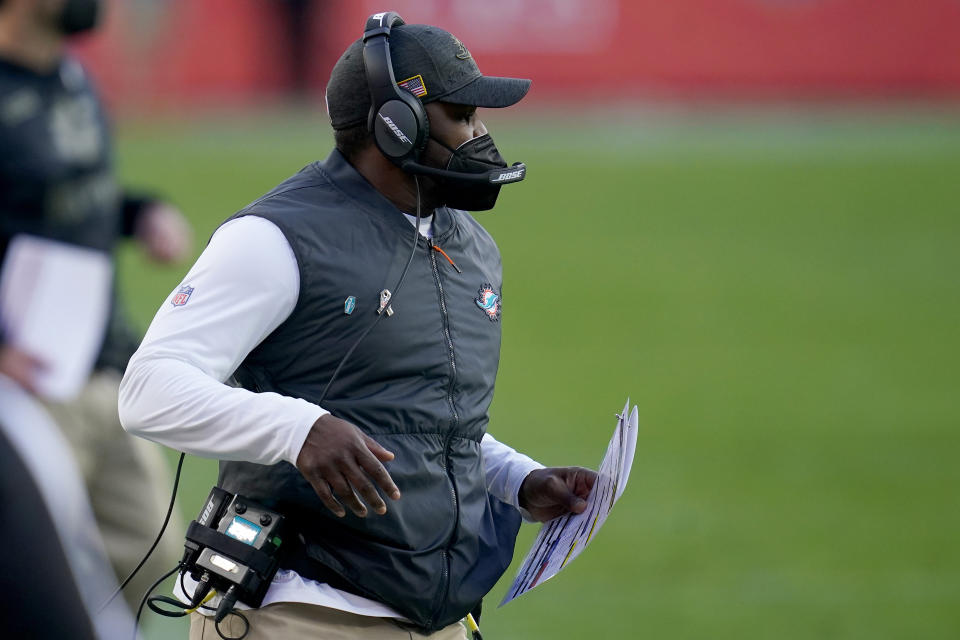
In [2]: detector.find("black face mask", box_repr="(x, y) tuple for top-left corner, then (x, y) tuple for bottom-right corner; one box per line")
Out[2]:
(58, 0), (101, 35)
(432, 134), (508, 211)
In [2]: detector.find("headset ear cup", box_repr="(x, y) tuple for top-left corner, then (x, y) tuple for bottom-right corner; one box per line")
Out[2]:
(362, 11), (429, 166)
(370, 91), (429, 164)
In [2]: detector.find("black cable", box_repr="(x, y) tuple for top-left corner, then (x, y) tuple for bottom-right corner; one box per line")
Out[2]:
(99, 451), (185, 612)
(134, 564), (182, 640)
(139, 571), (253, 640)
(144, 570), (217, 619)
(146, 594), (192, 618)
(181, 569), (216, 611)
(215, 609), (250, 640)
(143, 578), (252, 639)
(317, 176), (424, 406)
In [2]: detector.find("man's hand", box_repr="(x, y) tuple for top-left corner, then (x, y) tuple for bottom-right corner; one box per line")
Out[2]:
(0, 344), (45, 394)
(295, 414), (402, 518)
(518, 466), (598, 522)
(135, 202), (193, 263)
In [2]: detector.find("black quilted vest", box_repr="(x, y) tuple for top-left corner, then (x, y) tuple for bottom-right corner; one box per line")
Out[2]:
(219, 150), (521, 632)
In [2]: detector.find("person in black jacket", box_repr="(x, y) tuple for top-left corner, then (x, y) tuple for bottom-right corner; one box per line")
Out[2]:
(120, 13), (597, 640)
(0, 0), (191, 610)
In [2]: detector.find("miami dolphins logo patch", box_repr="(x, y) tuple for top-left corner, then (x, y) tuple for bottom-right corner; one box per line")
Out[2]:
(475, 283), (501, 322)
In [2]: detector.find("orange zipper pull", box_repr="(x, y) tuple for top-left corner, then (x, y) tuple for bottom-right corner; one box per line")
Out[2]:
(431, 243), (462, 274)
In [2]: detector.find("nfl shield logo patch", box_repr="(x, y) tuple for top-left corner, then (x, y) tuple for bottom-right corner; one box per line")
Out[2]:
(475, 283), (501, 322)
(171, 284), (194, 307)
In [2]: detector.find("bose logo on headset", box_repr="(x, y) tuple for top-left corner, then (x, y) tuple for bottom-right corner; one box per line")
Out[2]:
(378, 113), (412, 145)
(491, 169), (524, 183)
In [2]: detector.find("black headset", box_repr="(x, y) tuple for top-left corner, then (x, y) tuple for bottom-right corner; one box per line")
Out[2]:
(361, 11), (527, 186)
(362, 12), (429, 166)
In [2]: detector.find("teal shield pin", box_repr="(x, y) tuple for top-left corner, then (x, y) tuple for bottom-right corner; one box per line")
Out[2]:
(344, 296), (357, 315)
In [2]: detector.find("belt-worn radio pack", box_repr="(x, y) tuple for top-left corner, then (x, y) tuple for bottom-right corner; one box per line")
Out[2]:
(181, 486), (286, 623)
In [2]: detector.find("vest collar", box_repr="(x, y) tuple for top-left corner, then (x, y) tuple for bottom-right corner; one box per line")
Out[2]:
(316, 150), (456, 240)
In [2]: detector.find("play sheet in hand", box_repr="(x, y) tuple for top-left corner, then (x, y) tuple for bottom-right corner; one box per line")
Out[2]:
(500, 398), (639, 606)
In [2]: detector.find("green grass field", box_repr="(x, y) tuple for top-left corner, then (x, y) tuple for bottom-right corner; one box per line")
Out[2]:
(115, 106), (960, 639)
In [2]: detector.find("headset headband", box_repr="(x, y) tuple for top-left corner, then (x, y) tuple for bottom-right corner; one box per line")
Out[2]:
(362, 13), (404, 116)
(362, 12), (429, 164)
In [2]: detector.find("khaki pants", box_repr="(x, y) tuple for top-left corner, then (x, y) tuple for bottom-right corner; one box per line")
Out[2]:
(189, 603), (469, 640)
(42, 370), (184, 611)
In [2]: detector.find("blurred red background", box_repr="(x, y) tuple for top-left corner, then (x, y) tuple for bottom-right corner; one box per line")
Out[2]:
(72, 0), (960, 109)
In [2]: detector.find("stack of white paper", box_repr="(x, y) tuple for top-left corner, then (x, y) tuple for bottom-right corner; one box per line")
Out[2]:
(501, 398), (639, 606)
(0, 235), (112, 400)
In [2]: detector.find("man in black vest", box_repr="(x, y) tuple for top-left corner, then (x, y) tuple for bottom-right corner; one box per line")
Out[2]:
(120, 14), (596, 639)
(0, 0), (191, 610)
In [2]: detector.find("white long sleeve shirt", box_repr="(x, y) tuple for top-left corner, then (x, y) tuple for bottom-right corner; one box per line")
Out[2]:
(119, 214), (542, 618)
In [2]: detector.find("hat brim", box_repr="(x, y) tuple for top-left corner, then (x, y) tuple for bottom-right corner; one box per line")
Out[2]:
(435, 75), (531, 108)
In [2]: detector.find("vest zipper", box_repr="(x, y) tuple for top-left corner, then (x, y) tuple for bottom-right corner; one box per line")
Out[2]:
(427, 238), (460, 628)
